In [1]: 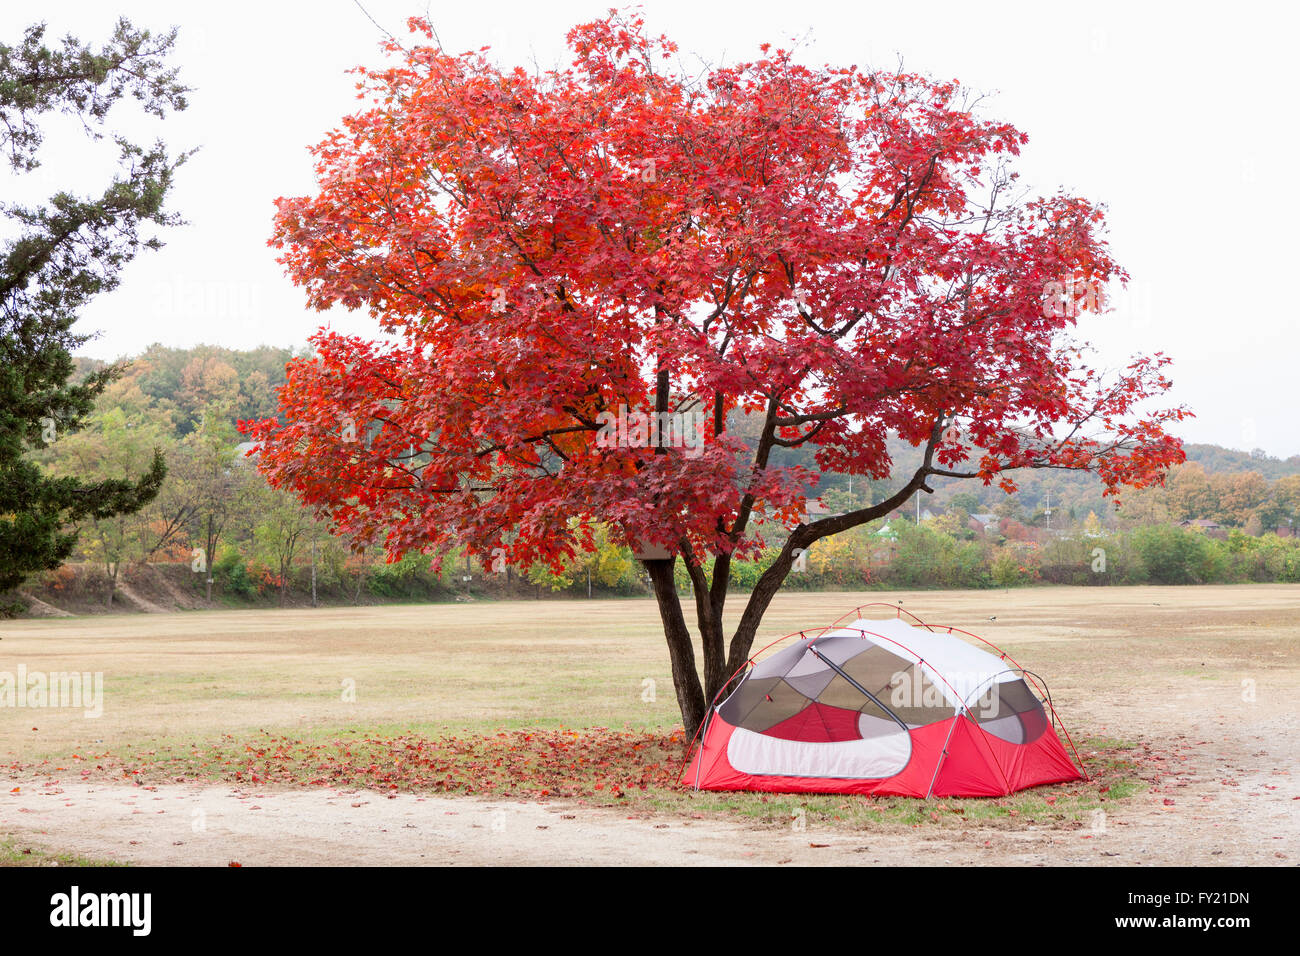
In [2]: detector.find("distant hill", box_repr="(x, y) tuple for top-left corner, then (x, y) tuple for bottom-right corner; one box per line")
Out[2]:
(1183, 444), (1300, 480)
(739, 412), (1300, 525)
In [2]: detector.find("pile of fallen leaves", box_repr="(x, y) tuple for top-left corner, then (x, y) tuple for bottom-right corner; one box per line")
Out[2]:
(58, 728), (691, 802)
(7, 731), (1159, 828)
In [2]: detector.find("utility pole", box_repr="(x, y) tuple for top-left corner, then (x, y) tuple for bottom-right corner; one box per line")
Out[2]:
(311, 533), (318, 607)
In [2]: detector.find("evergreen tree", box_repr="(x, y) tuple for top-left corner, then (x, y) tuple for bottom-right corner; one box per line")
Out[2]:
(0, 18), (189, 608)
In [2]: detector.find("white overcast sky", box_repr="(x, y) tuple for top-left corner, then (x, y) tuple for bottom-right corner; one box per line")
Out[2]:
(5, 1), (1297, 457)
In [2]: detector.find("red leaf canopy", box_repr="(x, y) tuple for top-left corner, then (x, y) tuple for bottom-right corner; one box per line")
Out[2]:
(245, 12), (1187, 572)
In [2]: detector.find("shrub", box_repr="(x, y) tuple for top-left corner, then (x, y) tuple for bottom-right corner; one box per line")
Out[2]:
(214, 549), (259, 598)
(1129, 525), (1213, 584)
(991, 549), (1038, 588)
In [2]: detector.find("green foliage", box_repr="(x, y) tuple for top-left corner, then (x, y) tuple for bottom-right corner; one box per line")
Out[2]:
(213, 548), (257, 598)
(990, 550), (1034, 588)
(1281, 547), (1300, 584)
(527, 560), (575, 592)
(1129, 525), (1216, 585)
(727, 549), (778, 591)
(366, 552), (446, 600)
(130, 343), (293, 435)
(882, 522), (990, 589)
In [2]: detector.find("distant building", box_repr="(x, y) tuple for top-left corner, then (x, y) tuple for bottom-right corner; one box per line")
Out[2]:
(804, 500), (836, 521)
(1180, 518), (1227, 540)
(872, 522), (899, 542)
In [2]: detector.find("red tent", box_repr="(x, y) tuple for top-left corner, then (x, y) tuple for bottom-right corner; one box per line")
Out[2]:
(682, 607), (1085, 797)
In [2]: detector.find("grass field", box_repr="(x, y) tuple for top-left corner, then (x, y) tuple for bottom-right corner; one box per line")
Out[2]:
(2, 584), (1298, 865)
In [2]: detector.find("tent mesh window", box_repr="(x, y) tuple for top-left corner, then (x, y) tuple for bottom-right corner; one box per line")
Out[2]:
(970, 678), (1049, 744)
(718, 637), (953, 738)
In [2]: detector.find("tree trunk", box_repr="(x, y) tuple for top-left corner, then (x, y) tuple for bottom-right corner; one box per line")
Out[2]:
(204, 516), (219, 603)
(683, 552), (729, 703)
(103, 557), (119, 608)
(726, 542), (802, 678)
(651, 485), (932, 733)
(644, 557), (707, 737)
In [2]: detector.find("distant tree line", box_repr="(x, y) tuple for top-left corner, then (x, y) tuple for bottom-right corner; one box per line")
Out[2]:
(11, 344), (1300, 612)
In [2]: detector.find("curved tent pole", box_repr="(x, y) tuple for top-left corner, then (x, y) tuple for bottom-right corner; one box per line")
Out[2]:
(830, 602), (940, 632)
(830, 602), (1032, 683)
(834, 627), (979, 733)
(1007, 667), (1090, 782)
(916, 622), (1064, 737)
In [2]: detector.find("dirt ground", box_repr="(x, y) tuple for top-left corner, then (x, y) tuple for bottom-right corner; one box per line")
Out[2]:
(2, 585), (1298, 865)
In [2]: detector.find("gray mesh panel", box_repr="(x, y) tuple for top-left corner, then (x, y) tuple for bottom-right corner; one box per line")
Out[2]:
(750, 641), (811, 679)
(815, 674), (897, 723)
(785, 666), (836, 699)
(974, 678), (1048, 743)
(840, 646), (918, 698)
(808, 634), (873, 666)
(881, 667), (955, 727)
(717, 677), (809, 732)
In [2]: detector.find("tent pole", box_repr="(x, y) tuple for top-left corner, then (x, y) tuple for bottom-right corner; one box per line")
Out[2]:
(809, 646), (910, 733)
(926, 715), (964, 800)
(693, 706), (715, 791)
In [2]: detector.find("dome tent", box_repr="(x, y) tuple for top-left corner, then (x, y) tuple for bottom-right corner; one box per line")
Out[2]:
(681, 606), (1085, 798)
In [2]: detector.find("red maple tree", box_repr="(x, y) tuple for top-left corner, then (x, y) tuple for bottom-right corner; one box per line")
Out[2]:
(244, 12), (1187, 734)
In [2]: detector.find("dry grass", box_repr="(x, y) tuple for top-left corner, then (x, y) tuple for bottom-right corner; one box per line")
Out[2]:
(2, 585), (1297, 762)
